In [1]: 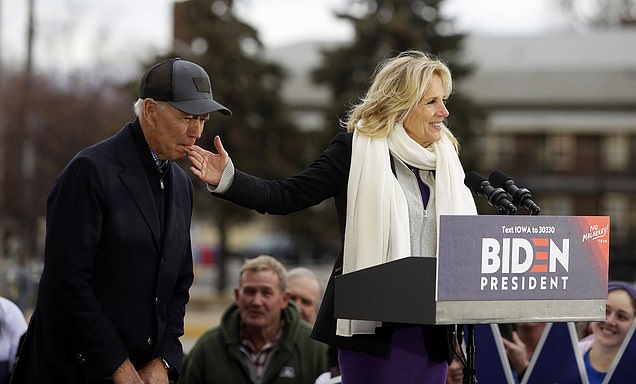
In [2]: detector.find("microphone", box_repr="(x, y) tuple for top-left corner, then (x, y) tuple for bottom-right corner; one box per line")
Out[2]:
(488, 170), (541, 215)
(464, 171), (517, 214)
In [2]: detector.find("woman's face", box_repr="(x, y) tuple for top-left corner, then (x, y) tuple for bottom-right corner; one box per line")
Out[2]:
(592, 290), (636, 349)
(402, 74), (449, 148)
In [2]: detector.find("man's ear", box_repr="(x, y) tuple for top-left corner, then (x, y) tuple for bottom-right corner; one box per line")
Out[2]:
(233, 287), (240, 304)
(281, 291), (290, 308)
(143, 99), (158, 122)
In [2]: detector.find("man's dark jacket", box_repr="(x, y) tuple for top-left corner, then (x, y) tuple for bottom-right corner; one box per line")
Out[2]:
(10, 120), (194, 383)
(179, 303), (328, 383)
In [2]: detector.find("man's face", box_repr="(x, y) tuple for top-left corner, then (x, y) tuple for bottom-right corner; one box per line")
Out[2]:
(287, 275), (321, 324)
(147, 101), (208, 161)
(235, 270), (289, 330)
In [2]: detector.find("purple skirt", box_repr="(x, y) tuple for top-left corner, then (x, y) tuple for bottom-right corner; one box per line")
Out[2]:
(338, 325), (447, 384)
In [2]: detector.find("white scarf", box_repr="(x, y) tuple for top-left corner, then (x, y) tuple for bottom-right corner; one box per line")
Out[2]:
(336, 122), (477, 337)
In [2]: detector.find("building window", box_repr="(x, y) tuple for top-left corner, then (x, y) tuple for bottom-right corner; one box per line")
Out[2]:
(602, 193), (629, 244)
(602, 134), (629, 172)
(545, 134), (575, 171)
(481, 135), (514, 170)
(539, 194), (573, 216)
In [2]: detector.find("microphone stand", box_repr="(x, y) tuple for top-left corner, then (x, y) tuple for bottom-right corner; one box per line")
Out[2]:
(462, 205), (515, 384)
(462, 324), (477, 384)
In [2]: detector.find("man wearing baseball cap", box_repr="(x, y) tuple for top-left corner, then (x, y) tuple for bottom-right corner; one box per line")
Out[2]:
(10, 59), (230, 384)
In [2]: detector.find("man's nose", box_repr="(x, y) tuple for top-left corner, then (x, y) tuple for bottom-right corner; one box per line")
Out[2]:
(189, 120), (205, 139)
(251, 293), (265, 305)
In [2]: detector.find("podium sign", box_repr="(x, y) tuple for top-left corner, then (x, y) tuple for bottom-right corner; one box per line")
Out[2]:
(334, 215), (609, 325)
(437, 215), (608, 323)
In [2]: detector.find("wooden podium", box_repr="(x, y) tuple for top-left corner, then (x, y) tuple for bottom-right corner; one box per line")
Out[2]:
(335, 215), (610, 325)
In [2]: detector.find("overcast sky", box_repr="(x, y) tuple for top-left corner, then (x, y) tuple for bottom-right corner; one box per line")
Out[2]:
(0, 0), (569, 80)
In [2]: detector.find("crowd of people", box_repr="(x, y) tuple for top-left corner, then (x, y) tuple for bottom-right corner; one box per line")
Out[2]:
(0, 53), (634, 384)
(179, 255), (328, 383)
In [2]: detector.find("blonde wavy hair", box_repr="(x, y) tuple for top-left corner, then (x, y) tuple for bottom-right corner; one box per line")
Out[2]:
(342, 50), (458, 150)
(239, 255), (288, 293)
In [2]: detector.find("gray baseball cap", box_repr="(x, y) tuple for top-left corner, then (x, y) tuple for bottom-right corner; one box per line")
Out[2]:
(139, 58), (231, 116)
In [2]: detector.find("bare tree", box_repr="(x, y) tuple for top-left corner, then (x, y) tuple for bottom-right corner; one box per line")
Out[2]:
(0, 70), (131, 307)
(559, 0), (636, 27)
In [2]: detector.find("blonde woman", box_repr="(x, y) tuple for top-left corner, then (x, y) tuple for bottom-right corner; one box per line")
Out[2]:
(186, 50), (477, 383)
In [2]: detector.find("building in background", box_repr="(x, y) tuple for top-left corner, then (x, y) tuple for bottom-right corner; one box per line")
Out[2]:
(459, 30), (636, 280)
(264, 30), (636, 280)
(173, 3), (636, 280)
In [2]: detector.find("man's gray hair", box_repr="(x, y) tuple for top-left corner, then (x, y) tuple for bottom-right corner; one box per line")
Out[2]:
(133, 98), (144, 118)
(133, 98), (168, 119)
(239, 255), (288, 293)
(288, 267), (323, 301)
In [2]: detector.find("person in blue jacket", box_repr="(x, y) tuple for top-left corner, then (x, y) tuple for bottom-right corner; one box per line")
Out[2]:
(578, 281), (636, 384)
